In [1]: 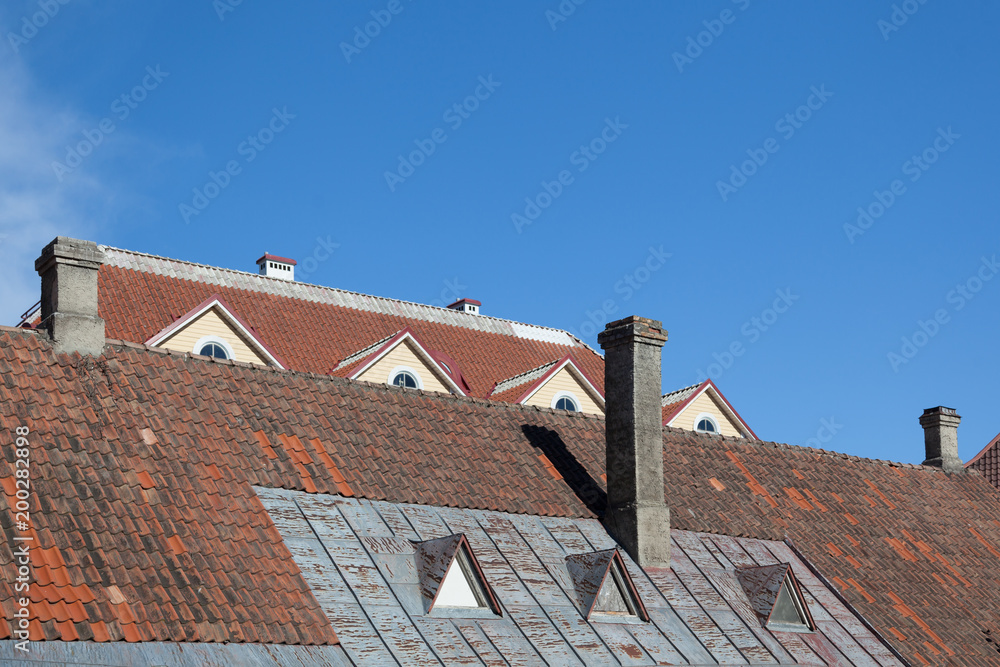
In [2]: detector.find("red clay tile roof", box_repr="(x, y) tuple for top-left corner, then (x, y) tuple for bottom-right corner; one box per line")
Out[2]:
(95, 248), (604, 401)
(967, 432), (1000, 489)
(4, 329), (1000, 663)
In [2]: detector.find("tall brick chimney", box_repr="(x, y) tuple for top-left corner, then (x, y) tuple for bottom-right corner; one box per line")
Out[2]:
(34, 237), (106, 356)
(920, 406), (963, 473)
(597, 316), (671, 567)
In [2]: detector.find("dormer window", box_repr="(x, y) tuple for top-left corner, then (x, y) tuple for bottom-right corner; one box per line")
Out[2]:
(436, 547), (491, 609)
(389, 366), (423, 390)
(695, 413), (719, 434)
(592, 558), (641, 617)
(193, 335), (234, 361)
(552, 392), (580, 412)
(736, 563), (816, 633)
(416, 534), (502, 617)
(566, 549), (649, 623)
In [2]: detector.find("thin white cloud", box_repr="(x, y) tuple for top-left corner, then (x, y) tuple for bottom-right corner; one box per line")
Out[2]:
(0, 53), (106, 325)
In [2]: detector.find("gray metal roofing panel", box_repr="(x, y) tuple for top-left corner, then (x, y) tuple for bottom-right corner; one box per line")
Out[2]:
(661, 382), (702, 407)
(255, 488), (902, 666)
(492, 359), (559, 395)
(0, 640), (354, 666)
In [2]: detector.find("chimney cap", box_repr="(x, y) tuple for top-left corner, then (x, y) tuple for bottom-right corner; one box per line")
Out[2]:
(597, 316), (667, 349)
(256, 253), (297, 267)
(919, 406), (962, 425)
(922, 406), (959, 416)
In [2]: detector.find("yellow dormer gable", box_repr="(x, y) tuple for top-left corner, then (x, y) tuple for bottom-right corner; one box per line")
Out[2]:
(662, 380), (756, 439)
(672, 391), (742, 437)
(158, 308), (269, 365)
(522, 365), (604, 416)
(353, 337), (452, 394)
(145, 296), (284, 368)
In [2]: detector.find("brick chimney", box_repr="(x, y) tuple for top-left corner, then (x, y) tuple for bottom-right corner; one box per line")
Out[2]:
(34, 237), (106, 356)
(597, 316), (671, 567)
(920, 406), (963, 473)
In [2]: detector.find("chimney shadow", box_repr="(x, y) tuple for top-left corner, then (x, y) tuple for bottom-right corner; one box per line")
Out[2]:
(521, 424), (606, 516)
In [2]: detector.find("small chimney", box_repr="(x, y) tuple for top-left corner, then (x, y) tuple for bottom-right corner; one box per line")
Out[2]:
(447, 298), (481, 315)
(597, 316), (671, 567)
(34, 237), (106, 356)
(920, 406), (963, 473)
(256, 253), (296, 281)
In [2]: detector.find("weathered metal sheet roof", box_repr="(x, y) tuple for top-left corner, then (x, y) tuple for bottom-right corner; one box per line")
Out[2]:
(257, 487), (902, 666)
(0, 640), (353, 666)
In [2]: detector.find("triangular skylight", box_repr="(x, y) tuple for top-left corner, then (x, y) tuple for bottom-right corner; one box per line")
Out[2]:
(736, 563), (815, 632)
(566, 549), (649, 622)
(436, 546), (491, 608)
(415, 534), (500, 615)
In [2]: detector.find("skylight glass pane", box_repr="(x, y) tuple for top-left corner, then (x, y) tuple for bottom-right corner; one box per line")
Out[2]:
(770, 581), (806, 626)
(437, 548), (489, 609)
(593, 562), (636, 616)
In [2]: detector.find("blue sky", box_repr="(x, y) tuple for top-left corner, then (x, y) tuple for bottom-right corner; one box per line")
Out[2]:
(1, 1), (997, 465)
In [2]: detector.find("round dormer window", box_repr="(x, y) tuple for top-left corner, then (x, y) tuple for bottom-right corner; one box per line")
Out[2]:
(695, 413), (719, 434)
(552, 391), (580, 412)
(388, 366), (423, 390)
(193, 336), (234, 361)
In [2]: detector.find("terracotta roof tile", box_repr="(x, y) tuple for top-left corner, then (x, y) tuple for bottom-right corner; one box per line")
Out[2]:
(3, 328), (1000, 662)
(95, 257), (605, 404)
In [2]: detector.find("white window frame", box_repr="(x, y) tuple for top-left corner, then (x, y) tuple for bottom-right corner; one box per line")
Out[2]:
(551, 391), (581, 412)
(192, 335), (235, 361)
(694, 412), (720, 434)
(388, 365), (424, 390)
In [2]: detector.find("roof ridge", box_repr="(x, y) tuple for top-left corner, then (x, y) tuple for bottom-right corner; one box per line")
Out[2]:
(491, 358), (560, 395)
(661, 381), (702, 406)
(99, 245), (602, 351)
(97, 334), (951, 473)
(89, 334), (608, 423)
(333, 331), (399, 370)
(663, 425), (948, 473)
(8, 328), (940, 478)
(965, 431), (1000, 468)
